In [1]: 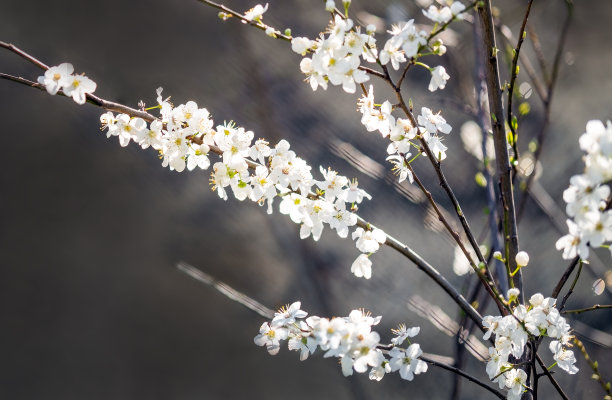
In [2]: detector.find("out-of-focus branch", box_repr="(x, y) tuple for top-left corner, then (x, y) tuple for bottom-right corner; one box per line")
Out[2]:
(177, 262), (275, 318)
(516, 1), (574, 223)
(563, 304), (612, 315)
(573, 337), (612, 399)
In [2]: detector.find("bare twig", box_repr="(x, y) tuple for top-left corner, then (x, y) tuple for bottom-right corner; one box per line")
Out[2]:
(563, 304), (612, 315)
(535, 354), (571, 400)
(559, 260), (583, 311)
(551, 256), (580, 299)
(420, 355), (506, 399)
(506, 0), (534, 163)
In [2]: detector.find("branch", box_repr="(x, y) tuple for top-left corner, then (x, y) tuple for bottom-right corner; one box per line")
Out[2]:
(573, 337), (612, 398)
(477, 0), (522, 300)
(506, 0), (534, 164)
(562, 304), (612, 315)
(516, 1), (574, 223)
(551, 256), (580, 299)
(559, 260), (583, 311)
(420, 355), (506, 399)
(535, 353), (571, 400)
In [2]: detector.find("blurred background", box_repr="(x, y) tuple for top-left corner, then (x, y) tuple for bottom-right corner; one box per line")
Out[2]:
(1, 0), (611, 398)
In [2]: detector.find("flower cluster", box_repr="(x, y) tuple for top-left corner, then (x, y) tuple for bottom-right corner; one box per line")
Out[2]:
(254, 302), (427, 381)
(483, 292), (577, 400)
(358, 85), (452, 183)
(99, 88), (386, 278)
(290, 2), (465, 94)
(290, 14), (374, 93)
(557, 120), (612, 260)
(37, 63), (96, 105)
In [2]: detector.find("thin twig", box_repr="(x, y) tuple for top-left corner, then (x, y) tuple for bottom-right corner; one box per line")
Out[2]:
(559, 260), (583, 311)
(516, 1), (574, 223)
(420, 355), (506, 399)
(506, 0), (534, 164)
(551, 256), (580, 299)
(535, 354), (571, 400)
(573, 337), (612, 398)
(563, 304), (612, 315)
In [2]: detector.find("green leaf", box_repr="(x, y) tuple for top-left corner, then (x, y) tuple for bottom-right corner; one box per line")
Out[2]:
(518, 102), (530, 115)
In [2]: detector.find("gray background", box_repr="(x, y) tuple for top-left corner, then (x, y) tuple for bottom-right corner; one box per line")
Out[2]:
(1, 0), (611, 399)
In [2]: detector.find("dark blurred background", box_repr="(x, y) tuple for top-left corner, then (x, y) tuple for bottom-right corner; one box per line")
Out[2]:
(1, 0), (611, 399)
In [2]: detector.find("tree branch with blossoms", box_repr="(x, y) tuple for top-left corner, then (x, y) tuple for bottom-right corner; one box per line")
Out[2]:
(2, 0), (612, 399)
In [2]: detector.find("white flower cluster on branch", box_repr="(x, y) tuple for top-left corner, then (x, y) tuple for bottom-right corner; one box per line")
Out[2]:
(37, 63), (96, 105)
(483, 291), (577, 400)
(557, 120), (612, 260)
(96, 87), (386, 278)
(254, 302), (427, 381)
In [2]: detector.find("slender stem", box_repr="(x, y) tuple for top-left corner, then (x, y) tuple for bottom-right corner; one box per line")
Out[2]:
(405, 161), (506, 313)
(420, 355), (506, 399)
(196, 0), (291, 41)
(477, 0), (522, 302)
(506, 0), (534, 164)
(535, 354), (570, 400)
(379, 62), (499, 304)
(559, 260), (583, 311)
(573, 337), (612, 398)
(562, 304), (612, 315)
(516, 1), (574, 223)
(0, 41), (49, 70)
(355, 215), (485, 330)
(551, 256), (580, 299)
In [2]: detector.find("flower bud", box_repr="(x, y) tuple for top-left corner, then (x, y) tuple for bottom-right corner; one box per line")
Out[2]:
(515, 251), (529, 267)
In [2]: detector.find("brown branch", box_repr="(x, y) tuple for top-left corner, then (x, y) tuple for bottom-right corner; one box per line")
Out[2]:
(405, 161), (506, 314)
(551, 256), (580, 299)
(535, 354), (571, 400)
(420, 355), (506, 399)
(477, 0), (522, 301)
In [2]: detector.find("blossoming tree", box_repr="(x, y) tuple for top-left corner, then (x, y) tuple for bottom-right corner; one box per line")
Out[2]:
(1, 0), (611, 399)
